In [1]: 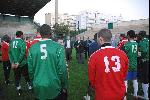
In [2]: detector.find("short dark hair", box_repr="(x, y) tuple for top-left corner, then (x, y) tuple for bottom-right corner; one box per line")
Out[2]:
(16, 31), (23, 37)
(127, 30), (135, 39)
(120, 33), (126, 38)
(40, 24), (52, 37)
(97, 29), (112, 42)
(138, 31), (146, 38)
(2, 34), (10, 43)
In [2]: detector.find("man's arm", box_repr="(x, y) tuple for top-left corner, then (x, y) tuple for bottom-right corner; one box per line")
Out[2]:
(27, 49), (34, 81)
(8, 42), (13, 64)
(57, 46), (68, 90)
(18, 41), (26, 64)
(123, 53), (129, 80)
(88, 55), (96, 89)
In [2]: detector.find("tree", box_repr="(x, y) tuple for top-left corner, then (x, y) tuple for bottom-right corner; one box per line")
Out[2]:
(53, 23), (69, 39)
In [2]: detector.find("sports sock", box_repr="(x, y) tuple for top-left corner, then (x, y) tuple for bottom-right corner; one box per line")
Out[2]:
(17, 85), (21, 90)
(125, 81), (128, 92)
(124, 81), (128, 100)
(133, 80), (138, 96)
(142, 83), (149, 99)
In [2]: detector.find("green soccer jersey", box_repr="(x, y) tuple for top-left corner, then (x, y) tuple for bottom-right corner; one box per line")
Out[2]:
(122, 40), (138, 71)
(27, 39), (68, 100)
(9, 38), (27, 67)
(138, 38), (149, 60)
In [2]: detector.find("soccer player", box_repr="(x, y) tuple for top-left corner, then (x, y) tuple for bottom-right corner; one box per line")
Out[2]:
(9, 31), (32, 95)
(30, 27), (42, 46)
(88, 29), (128, 100)
(138, 31), (149, 99)
(27, 24), (68, 100)
(122, 30), (138, 99)
(117, 33), (128, 49)
(1, 34), (11, 85)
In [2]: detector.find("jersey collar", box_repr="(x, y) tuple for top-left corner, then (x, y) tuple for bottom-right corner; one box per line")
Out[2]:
(100, 43), (114, 49)
(15, 37), (22, 39)
(39, 39), (52, 41)
(101, 46), (115, 49)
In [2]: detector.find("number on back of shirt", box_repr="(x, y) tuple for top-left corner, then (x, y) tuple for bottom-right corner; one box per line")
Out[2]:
(132, 45), (137, 53)
(13, 41), (18, 48)
(104, 56), (121, 73)
(40, 44), (47, 60)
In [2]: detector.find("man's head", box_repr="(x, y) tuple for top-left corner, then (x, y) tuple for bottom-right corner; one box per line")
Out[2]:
(138, 31), (146, 40)
(76, 36), (80, 41)
(127, 30), (135, 39)
(16, 31), (23, 39)
(40, 24), (52, 38)
(67, 36), (70, 40)
(119, 33), (126, 40)
(97, 29), (112, 45)
(2, 34), (10, 43)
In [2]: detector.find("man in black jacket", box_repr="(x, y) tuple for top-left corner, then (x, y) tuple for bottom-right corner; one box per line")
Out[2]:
(64, 36), (73, 63)
(74, 36), (85, 64)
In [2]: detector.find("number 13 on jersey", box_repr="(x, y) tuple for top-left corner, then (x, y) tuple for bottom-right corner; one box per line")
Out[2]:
(104, 56), (121, 73)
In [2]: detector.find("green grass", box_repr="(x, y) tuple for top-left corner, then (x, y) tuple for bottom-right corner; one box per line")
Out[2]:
(0, 49), (146, 100)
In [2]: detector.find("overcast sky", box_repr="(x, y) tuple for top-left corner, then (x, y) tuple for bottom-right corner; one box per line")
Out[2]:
(34, 0), (149, 25)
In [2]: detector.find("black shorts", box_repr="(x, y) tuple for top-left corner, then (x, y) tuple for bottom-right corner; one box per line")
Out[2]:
(140, 60), (149, 84)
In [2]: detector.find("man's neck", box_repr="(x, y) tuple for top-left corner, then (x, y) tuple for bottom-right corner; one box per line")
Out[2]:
(101, 43), (111, 47)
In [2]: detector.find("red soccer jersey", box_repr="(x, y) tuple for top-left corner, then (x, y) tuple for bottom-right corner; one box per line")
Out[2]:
(26, 40), (31, 56)
(117, 38), (128, 49)
(88, 46), (128, 100)
(30, 35), (41, 46)
(1, 41), (9, 61)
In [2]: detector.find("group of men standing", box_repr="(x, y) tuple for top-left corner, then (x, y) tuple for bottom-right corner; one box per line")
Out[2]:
(1, 24), (68, 100)
(0, 25), (149, 100)
(87, 29), (149, 100)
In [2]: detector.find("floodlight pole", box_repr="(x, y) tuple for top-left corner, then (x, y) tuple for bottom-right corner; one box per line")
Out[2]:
(55, 0), (58, 24)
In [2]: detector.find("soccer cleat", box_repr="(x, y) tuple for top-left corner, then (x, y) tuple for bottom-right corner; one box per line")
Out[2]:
(17, 89), (22, 96)
(133, 96), (138, 100)
(27, 82), (32, 90)
(4, 80), (10, 85)
(84, 94), (91, 100)
(28, 85), (32, 90)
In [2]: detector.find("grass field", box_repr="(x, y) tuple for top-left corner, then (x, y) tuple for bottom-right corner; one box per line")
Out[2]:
(0, 49), (147, 100)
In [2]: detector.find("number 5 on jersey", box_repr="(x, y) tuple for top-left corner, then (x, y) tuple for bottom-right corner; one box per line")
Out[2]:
(40, 44), (47, 60)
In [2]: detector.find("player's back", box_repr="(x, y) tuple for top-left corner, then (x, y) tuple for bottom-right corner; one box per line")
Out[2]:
(1, 41), (9, 61)
(29, 39), (63, 78)
(123, 40), (138, 71)
(28, 39), (65, 98)
(9, 38), (26, 66)
(90, 46), (128, 100)
(139, 38), (149, 60)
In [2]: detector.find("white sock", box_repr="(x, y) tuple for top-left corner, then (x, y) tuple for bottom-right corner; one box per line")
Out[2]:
(124, 81), (128, 100)
(17, 85), (21, 90)
(142, 83), (149, 99)
(133, 80), (138, 96)
(125, 81), (128, 92)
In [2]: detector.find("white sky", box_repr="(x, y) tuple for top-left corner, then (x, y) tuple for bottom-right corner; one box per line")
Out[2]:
(34, 0), (149, 25)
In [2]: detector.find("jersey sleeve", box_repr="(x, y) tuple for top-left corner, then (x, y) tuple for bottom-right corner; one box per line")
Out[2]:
(122, 43), (129, 54)
(18, 41), (26, 64)
(27, 48), (34, 81)
(8, 42), (14, 63)
(123, 53), (129, 80)
(88, 54), (96, 88)
(56, 46), (68, 90)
